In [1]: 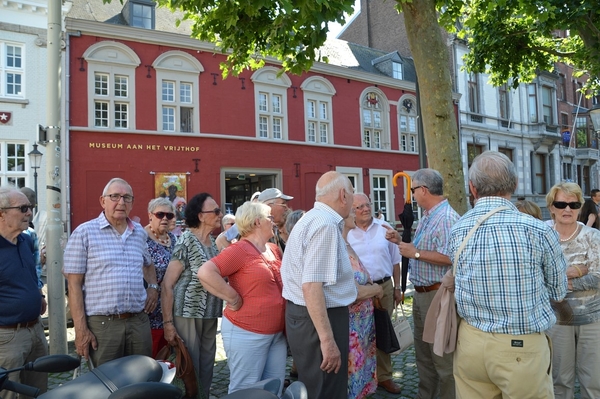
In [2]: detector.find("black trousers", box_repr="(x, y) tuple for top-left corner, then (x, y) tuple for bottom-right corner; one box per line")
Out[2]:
(286, 301), (349, 399)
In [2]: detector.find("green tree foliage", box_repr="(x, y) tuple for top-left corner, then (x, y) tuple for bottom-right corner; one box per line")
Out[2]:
(152, 0), (355, 77)
(438, 0), (600, 91)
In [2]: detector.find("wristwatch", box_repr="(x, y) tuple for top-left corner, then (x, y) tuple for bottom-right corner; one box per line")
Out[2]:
(414, 252), (421, 259)
(148, 284), (159, 291)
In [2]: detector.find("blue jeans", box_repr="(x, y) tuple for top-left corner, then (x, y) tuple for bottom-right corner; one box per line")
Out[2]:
(221, 316), (287, 395)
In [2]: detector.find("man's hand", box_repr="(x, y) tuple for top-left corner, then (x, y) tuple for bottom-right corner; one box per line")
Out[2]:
(163, 323), (181, 346)
(144, 288), (159, 313)
(383, 224), (400, 244)
(75, 327), (98, 360)
(319, 339), (341, 374)
(394, 289), (404, 306)
(399, 242), (417, 258)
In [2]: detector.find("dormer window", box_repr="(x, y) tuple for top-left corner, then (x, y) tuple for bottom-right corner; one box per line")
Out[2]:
(392, 62), (403, 80)
(122, 0), (155, 29)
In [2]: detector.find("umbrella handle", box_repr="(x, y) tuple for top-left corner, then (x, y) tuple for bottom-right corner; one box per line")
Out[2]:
(392, 172), (412, 204)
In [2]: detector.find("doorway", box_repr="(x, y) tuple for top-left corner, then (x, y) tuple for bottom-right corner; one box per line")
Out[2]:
(221, 168), (281, 214)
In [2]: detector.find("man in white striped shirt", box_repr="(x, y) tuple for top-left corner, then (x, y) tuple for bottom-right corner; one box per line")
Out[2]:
(282, 171), (357, 399)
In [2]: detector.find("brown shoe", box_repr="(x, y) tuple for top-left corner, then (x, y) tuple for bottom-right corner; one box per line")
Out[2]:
(378, 379), (402, 394)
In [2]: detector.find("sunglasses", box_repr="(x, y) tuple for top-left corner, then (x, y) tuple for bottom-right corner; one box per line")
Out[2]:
(200, 208), (222, 215)
(410, 185), (428, 194)
(1, 205), (34, 213)
(552, 201), (582, 210)
(153, 212), (175, 220)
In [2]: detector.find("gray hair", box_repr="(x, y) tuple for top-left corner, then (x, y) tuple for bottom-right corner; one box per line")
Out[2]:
(315, 172), (353, 200)
(412, 169), (444, 196)
(0, 186), (21, 209)
(102, 178), (132, 196)
(147, 197), (175, 213)
(222, 213), (235, 226)
(285, 209), (305, 235)
(235, 201), (271, 237)
(469, 151), (517, 197)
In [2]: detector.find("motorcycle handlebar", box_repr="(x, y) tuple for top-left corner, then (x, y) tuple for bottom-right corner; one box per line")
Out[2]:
(3, 379), (40, 398)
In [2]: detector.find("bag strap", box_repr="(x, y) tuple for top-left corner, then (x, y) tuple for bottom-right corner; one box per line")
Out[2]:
(452, 206), (510, 275)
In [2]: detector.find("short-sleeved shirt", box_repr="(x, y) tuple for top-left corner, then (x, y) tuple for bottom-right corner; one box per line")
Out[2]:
(347, 218), (401, 282)
(170, 230), (222, 319)
(0, 233), (41, 325)
(212, 240), (284, 334)
(282, 202), (357, 308)
(63, 212), (152, 316)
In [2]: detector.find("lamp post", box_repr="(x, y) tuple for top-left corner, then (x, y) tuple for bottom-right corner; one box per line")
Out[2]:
(27, 143), (43, 213)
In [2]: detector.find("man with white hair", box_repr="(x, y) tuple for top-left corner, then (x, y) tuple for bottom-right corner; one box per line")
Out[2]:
(281, 171), (357, 399)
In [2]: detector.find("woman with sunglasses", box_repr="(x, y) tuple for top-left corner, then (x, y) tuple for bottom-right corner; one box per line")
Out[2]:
(144, 198), (177, 357)
(198, 201), (286, 395)
(546, 182), (600, 399)
(161, 193), (223, 398)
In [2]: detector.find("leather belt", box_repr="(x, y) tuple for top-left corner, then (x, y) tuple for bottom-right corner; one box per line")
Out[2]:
(373, 276), (391, 285)
(414, 282), (442, 293)
(90, 312), (137, 321)
(0, 318), (39, 329)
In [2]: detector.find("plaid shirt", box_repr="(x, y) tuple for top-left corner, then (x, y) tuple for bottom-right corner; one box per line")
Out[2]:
(282, 202), (357, 308)
(63, 212), (152, 316)
(449, 197), (567, 335)
(409, 199), (459, 286)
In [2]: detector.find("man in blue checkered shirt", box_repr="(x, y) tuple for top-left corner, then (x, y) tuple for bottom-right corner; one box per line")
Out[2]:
(449, 151), (567, 399)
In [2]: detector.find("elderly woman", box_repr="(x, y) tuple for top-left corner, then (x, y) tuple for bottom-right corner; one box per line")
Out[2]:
(161, 193), (223, 398)
(546, 182), (600, 399)
(144, 198), (177, 357)
(221, 214), (236, 231)
(198, 201), (286, 395)
(342, 210), (383, 399)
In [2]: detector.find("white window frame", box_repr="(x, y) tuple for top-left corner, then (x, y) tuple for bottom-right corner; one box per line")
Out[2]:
(369, 169), (394, 223)
(0, 41), (25, 98)
(153, 51), (204, 134)
(360, 88), (390, 149)
(301, 76), (335, 144)
(398, 95), (418, 153)
(541, 85), (554, 125)
(83, 42), (140, 130)
(251, 67), (291, 140)
(392, 62), (403, 80)
(0, 141), (28, 188)
(468, 72), (480, 114)
(336, 166), (363, 193)
(528, 84), (538, 123)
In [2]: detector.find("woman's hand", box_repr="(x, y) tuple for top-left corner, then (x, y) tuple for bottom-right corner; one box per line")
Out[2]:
(163, 323), (181, 346)
(227, 294), (243, 311)
(567, 265), (588, 279)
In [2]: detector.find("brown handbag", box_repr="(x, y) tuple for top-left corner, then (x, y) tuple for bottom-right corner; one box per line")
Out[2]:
(173, 336), (199, 399)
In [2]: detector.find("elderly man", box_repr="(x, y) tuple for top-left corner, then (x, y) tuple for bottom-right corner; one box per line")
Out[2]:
(0, 187), (48, 399)
(450, 151), (567, 398)
(64, 178), (158, 366)
(347, 192), (402, 393)
(282, 171), (357, 399)
(217, 188), (293, 252)
(386, 169), (459, 399)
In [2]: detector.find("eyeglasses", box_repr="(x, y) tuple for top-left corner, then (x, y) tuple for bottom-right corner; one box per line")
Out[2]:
(200, 208), (222, 215)
(104, 194), (134, 203)
(354, 203), (372, 211)
(153, 212), (175, 220)
(1, 205), (34, 213)
(224, 222), (235, 226)
(410, 185), (428, 194)
(552, 201), (582, 210)
(266, 215), (274, 222)
(268, 202), (288, 209)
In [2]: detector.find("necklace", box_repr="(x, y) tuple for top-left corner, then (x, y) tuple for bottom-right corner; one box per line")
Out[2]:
(554, 224), (580, 242)
(149, 226), (170, 246)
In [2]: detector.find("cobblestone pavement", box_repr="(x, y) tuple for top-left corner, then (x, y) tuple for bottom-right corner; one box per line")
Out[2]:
(46, 290), (579, 399)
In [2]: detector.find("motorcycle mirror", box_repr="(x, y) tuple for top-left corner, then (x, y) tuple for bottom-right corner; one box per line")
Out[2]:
(25, 355), (81, 373)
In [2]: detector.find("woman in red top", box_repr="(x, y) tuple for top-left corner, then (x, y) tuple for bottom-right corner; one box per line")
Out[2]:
(198, 201), (286, 395)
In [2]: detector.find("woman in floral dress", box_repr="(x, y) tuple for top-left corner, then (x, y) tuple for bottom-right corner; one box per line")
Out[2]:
(342, 211), (383, 399)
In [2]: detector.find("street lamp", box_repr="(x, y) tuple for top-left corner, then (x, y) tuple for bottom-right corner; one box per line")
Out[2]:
(27, 143), (43, 213)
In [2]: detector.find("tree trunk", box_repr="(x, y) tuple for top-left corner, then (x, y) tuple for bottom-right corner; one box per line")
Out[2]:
(400, 0), (468, 215)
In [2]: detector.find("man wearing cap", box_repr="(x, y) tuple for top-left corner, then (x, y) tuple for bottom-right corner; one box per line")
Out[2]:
(217, 188), (293, 252)
(347, 192), (402, 394)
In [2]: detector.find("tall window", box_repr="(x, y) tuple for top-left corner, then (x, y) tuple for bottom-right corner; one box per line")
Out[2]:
(153, 51), (203, 134)
(0, 42), (24, 97)
(252, 67), (291, 140)
(0, 142), (26, 187)
(132, 3), (153, 28)
(498, 84), (509, 120)
(392, 62), (403, 80)
(362, 91), (389, 149)
(84, 42), (139, 130)
(497, 147), (513, 162)
(542, 86), (553, 125)
(399, 97), (418, 153)
(558, 74), (566, 101)
(301, 75), (336, 144)
(468, 73), (480, 114)
(528, 84), (538, 123)
(372, 176), (389, 221)
(563, 162), (572, 181)
(532, 153), (546, 194)
(93, 72), (129, 128)
(576, 116), (588, 148)
(561, 113), (569, 131)
(467, 143), (484, 168)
